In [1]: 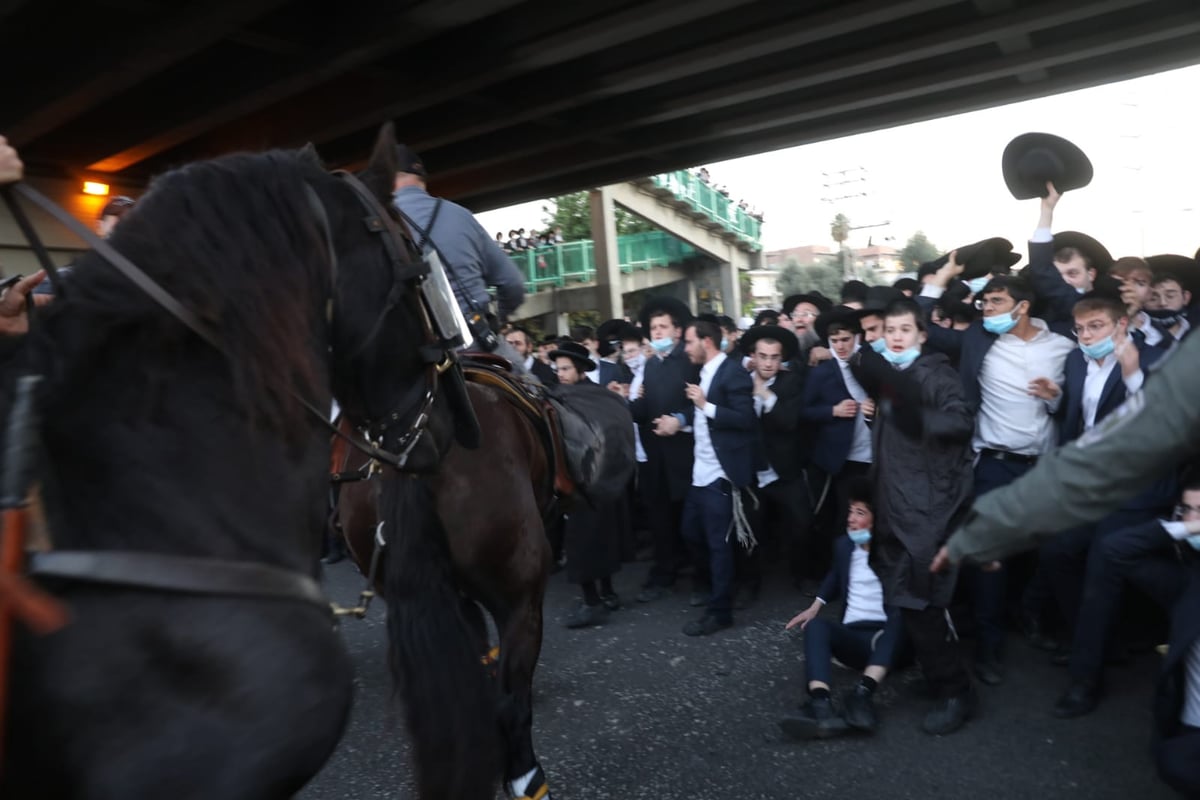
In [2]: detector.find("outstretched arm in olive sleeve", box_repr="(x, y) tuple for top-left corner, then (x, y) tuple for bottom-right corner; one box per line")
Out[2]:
(942, 332), (1200, 566)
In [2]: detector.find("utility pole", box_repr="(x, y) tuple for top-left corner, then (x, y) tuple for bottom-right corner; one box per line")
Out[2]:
(821, 167), (891, 280)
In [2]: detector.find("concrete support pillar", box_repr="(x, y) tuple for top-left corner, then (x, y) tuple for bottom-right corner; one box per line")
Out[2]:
(554, 312), (571, 336)
(719, 257), (742, 318)
(588, 187), (622, 320)
(685, 278), (698, 313)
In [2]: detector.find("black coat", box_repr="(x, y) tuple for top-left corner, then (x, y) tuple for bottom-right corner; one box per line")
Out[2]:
(756, 369), (806, 482)
(868, 352), (975, 610)
(629, 341), (700, 501)
(530, 358), (558, 386)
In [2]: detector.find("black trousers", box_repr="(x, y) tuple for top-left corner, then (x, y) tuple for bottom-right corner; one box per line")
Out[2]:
(641, 462), (686, 588)
(1156, 725), (1200, 796)
(902, 606), (971, 699)
(754, 477), (814, 582)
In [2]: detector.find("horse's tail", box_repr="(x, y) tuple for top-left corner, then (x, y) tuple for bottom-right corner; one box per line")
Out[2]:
(379, 476), (499, 800)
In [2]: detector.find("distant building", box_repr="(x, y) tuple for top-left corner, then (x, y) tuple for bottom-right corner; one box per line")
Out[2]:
(764, 245), (839, 270)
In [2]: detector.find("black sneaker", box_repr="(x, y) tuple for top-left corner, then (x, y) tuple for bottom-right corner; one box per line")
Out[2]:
(689, 589), (709, 607)
(1052, 679), (1102, 719)
(682, 614), (732, 637)
(600, 592), (621, 611)
(973, 656), (1005, 687)
(841, 685), (879, 732)
(778, 697), (850, 740)
(635, 585), (669, 603)
(564, 601), (609, 629)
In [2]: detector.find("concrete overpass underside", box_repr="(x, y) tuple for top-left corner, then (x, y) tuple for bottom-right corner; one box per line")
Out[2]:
(4, 0), (1198, 213)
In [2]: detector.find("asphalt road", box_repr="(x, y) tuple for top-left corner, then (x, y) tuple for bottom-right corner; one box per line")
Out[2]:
(300, 558), (1176, 800)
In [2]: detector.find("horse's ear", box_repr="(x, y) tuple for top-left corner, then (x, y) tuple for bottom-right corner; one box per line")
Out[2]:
(366, 122), (398, 176)
(361, 122), (399, 200)
(299, 142), (323, 168)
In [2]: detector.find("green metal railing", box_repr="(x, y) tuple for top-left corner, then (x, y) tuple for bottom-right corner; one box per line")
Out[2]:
(650, 170), (762, 249)
(509, 230), (698, 294)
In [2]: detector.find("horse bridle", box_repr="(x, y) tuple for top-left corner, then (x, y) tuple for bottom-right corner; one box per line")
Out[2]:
(3, 167), (460, 612)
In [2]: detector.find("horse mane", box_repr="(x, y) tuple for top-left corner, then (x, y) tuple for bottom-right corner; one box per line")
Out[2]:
(38, 150), (332, 435)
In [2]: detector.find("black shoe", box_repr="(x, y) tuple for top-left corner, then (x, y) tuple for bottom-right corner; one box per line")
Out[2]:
(564, 601), (609, 629)
(1051, 647), (1071, 667)
(600, 592), (621, 611)
(974, 657), (1005, 687)
(1052, 679), (1102, 718)
(778, 697), (849, 740)
(682, 614), (732, 637)
(921, 690), (977, 735)
(635, 585), (669, 603)
(320, 551), (345, 565)
(689, 589), (709, 607)
(841, 685), (879, 732)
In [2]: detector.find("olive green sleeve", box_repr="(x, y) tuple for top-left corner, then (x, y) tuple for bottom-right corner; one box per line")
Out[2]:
(946, 333), (1200, 564)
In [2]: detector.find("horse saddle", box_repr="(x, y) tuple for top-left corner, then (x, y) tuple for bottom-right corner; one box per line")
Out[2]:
(460, 355), (634, 506)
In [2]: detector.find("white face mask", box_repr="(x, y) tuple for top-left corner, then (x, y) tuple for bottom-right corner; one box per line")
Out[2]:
(624, 352), (645, 371)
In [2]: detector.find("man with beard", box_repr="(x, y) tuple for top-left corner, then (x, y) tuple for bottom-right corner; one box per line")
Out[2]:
(783, 292), (832, 366)
(505, 326), (558, 385)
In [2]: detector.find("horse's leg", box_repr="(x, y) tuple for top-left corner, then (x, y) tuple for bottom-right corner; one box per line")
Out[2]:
(491, 528), (553, 800)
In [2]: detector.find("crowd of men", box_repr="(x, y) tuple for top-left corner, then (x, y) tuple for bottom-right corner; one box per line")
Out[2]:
(497, 226), (565, 253)
(504, 182), (1199, 795)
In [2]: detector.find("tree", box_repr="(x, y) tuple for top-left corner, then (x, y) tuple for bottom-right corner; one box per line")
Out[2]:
(777, 260), (844, 301)
(830, 213), (851, 245)
(899, 231), (940, 272)
(542, 191), (656, 240)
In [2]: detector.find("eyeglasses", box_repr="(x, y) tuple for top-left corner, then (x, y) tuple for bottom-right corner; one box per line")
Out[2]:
(1175, 504), (1200, 517)
(1071, 322), (1113, 337)
(792, 310), (818, 319)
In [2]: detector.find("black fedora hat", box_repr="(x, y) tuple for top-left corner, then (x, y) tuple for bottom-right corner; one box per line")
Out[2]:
(815, 305), (863, 343)
(740, 324), (799, 362)
(926, 237), (1022, 280)
(1146, 254), (1200, 296)
(782, 292), (833, 317)
(638, 296), (692, 332)
(548, 340), (597, 372)
(1053, 231), (1113, 274)
(857, 285), (904, 317)
(1002, 132), (1093, 200)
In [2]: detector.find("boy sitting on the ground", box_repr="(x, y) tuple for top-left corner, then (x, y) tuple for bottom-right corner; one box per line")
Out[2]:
(779, 477), (907, 739)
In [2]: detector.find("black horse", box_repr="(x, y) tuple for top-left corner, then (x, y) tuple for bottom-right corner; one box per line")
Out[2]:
(0, 131), (488, 798)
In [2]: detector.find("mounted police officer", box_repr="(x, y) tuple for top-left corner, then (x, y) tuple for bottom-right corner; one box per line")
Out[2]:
(389, 143), (529, 372)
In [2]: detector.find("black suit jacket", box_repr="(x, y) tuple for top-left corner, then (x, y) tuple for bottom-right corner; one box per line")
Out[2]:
(756, 369), (806, 482)
(530, 358), (558, 386)
(629, 341), (700, 501)
(702, 355), (760, 489)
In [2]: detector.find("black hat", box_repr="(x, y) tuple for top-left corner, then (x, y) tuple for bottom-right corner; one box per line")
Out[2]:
(1002, 132), (1093, 200)
(858, 285), (904, 316)
(926, 237), (1022, 281)
(782, 292), (833, 317)
(394, 144), (427, 177)
(548, 340), (596, 372)
(815, 305), (863, 343)
(740, 325), (799, 362)
(1053, 231), (1113, 274)
(917, 260), (941, 279)
(638, 295), (692, 332)
(597, 318), (642, 345)
(1147, 254), (1200, 295)
(892, 277), (919, 296)
(752, 309), (781, 327)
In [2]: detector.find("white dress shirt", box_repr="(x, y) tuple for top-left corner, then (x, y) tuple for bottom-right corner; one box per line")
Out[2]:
(692, 352), (728, 487)
(842, 546), (887, 625)
(1082, 354), (1144, 430)
(754, 375), (780, 487)
(836, 351), (873, 464)
(1133, 312), (1165, 348)
(973, 318), (1075, 456)
(628, 360), (648, 463)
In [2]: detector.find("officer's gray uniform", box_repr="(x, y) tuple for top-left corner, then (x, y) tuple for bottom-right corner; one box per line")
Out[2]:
(946, 330), (1200, 564)
(392, 185), (529, 371)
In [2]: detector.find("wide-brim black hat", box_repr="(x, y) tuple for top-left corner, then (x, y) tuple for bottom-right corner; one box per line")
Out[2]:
(740, 325), (799, 362)
(925, 237), (1022, 281)
(858, 285), (904, 315)
(1053, 231), (1113, 274)
(782, 292), (833, 317)
(548, 340), (597, 371)
(1146, 254), (1200, 295)
(638, 296), (693, 332)
(1002, 132), (1093, 200)
(598, 319), (642, 343)
(815, 305), (863, 343)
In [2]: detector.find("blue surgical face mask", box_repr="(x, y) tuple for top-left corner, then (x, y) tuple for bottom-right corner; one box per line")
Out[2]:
(881, 346), (920, 366)
(870, 338), (887, 354)
(1188, 535), (1200, 552)
(966, 276), (989, 295)
(847, 528), (872, 546)
(983, 310), (1018, 335)
(1079, 336), (1115, 361)
(720, 337), (729, 352)
(650, 336), (673, 354)
(624, 352), (645, 371)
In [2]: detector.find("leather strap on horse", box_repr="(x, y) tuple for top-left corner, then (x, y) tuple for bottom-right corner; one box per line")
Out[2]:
(25, 551), (331, 611)
(461, 360), (575, 509)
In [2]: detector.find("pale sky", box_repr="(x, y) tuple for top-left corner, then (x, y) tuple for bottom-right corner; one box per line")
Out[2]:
(477, 63), (1200, 262)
